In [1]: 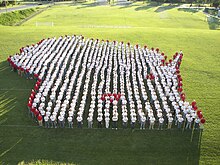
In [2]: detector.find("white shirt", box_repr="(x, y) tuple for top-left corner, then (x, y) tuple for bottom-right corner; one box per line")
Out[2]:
(150, 118), (155, 124)
(77, 116), (83, 122)
(67, 116), (72, 122)
(159, 118), (164, 124)
(178, 117), (184, 123)
(168, 117), (173, 123)
(44, 116), (49, 122)
(195, 118), (200, 123)
(123, 117), (128, 123)
(112, 116), (118, 121)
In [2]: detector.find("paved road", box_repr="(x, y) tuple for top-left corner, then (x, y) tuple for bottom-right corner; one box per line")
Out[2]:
(0, 4), (40, 13)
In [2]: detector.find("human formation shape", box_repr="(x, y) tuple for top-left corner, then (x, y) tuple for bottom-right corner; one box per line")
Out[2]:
(7, 35), (206, 130)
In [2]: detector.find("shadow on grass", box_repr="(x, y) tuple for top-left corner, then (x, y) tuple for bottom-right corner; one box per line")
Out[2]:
(207, 16), (220, 30)
(154, 4), (180, 12)
(134, 2), (160, 11)
(76, 2), (107, 9)
(0, 125), (203, 164)
(0, 60), (35, 125)
(177, 8), (199, 13)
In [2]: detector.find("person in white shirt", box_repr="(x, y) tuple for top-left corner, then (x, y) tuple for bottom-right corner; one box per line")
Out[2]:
(97, 115), (103, 128)
(122, 115), (128, 129)
(87, 116), (93, 128)
(77, 115), (83, 128)
(58, 115), (65, 128)
(185, 116), (192, 129)
(140, 116), (146, 130)
(158, 117), (164, 130)
(50, 115), (57, 128)
(149, 117), (155, 129)
(112, 114), (118, 130)
(194, 117), (200, 130)
(105, 117), (110, 129)
(67, 116), (73, 128)
(131, 116), (136, 129)
(168, 117), (173, 129)
(177, 116), (184, 129)
(44, 115), (50, 128)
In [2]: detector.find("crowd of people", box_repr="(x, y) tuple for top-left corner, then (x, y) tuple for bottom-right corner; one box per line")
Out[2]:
(7, 35), (206, 130)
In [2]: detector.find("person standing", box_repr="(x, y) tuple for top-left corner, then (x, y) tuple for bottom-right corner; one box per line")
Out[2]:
(158, 117), (164, 130)
(105, 116), (110, 129)
(177, 116), (184, 129)
(185, 116), (192, 129)
(168, 117), (173, 129)
(149, 117), (155, 130)
(77, 115), (83, 129)
(50, 115), (57, 128)
(97, 114), (103, 128)
(131, 116), (136, 129)
(140, 116), (146, 130)
(194, 117), (200, 130)
(37, 115), (43, 127)
(44, 115), (50, 128)
(58, 115), (65, 128)
(122, 115), (128, 129)
(87, 116), (93, 128)
(112, 114), (118, 130)
(68, 116), (73, 128)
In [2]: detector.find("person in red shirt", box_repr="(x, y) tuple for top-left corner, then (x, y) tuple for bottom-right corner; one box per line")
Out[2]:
(27, 101), (32, 115)
(37, 115), (43, 126)
(7, 56), (11, 66)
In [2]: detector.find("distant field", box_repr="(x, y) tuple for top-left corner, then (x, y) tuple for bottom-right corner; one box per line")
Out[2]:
(0, 2), (220, 164)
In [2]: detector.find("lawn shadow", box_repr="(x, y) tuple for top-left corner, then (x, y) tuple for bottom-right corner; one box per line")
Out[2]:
(76, 2), (107, 9)
(0, 60), (35, 125)
(0, 126), (203, 164)
(177, 8), (200, 13)
(134, 2), (160, 11)
(154, 4), (180, 12)
(206, 15), (220, 30)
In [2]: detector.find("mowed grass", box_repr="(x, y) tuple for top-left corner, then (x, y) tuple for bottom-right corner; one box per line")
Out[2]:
(0, 2), (220, 164)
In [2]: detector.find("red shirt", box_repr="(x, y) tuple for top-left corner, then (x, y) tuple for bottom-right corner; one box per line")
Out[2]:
(197, 110), (202, 115)
(35, 110), (39, 116)
(201, 118), (206, 124)
(27, 102), (32, 107)
(192, 101), (196, 107)
(37, 115), (42, 121)
(31, 107), (36, 112)
(101, 96), (105, 101)
(178, 88), (183, 93)
(34, 84), (39, 90)
(36, 81), (41, 86)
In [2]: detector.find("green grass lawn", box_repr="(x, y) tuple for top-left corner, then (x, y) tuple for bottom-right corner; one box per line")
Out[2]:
(0, 2), (220, 164)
